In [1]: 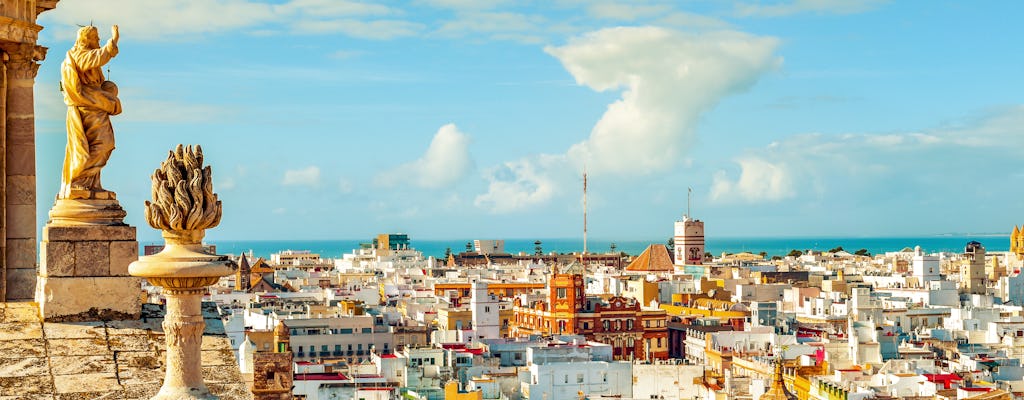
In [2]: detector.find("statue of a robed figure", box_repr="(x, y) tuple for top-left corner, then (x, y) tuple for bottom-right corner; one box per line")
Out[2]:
(49, 24), (127, 226)
(59, 24), (121, 200)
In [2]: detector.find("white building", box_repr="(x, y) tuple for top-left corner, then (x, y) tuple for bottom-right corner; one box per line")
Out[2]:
(522, 361), (632, 400)
(911, 246), (941, 288)
(473, 240), (505, 255)
(471, 281), (500, 340)
(673, 215), (704, 266)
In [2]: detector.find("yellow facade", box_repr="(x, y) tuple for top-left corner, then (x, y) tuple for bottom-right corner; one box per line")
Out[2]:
(444, 381), (483, 400)
(438, 308), (474, 331)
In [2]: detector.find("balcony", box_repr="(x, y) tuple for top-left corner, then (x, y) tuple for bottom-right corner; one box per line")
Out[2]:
(319, 351), (331, 357)
(296, 352), (305, 358)
(333, 351), (343, 356)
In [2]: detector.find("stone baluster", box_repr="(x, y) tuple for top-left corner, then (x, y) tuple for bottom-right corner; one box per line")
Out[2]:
(130, 144), (235, 399)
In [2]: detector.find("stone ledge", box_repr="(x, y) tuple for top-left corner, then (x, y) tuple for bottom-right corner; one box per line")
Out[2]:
(0, 303), (252, 399)
(35, 276), (142, 322)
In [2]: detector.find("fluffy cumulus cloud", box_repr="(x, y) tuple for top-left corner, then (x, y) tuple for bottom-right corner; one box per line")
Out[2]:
(474, 155), (562, 214)
(377, 124), (473, 190)
(282, 166), (321, 187)
(710, 106), (1024, 203)
(474, 27), (780, 213)
(710, 158), (794, 203)
(548, 27), (780, 176)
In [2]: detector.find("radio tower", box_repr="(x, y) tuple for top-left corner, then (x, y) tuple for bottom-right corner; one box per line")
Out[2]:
(582, 170), (588, 256)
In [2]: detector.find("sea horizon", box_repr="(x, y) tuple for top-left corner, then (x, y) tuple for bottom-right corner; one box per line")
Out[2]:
(162, 235), (1014, 261)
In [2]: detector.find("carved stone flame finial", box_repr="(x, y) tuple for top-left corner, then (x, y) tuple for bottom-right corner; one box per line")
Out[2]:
(144, 144), (221, 244)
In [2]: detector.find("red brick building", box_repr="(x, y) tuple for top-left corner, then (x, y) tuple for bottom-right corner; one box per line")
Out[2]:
(511, 266), (669, 360)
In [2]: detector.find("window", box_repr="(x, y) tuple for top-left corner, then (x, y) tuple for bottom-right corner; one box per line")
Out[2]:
(557, 288), (567, 298)
(602, 372), (607, 382)
(335, 345), (342, 351)
(485, 306), (491, 313)
(657, 338), (663, 347)
(627, 320), (633, 330)
(321, 345), (328, 352)
(362, 328), (372, 333)
(645, 320), (650, 328)
(514, 353), (522, 361)
(564, 375), (569, 384)
(577, 373), (584, 383)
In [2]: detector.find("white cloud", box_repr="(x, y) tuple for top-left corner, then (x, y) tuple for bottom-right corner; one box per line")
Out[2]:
(377, 124), (473, 189)
(709, 106), (1024, 203)
(274, 0), (394, 18)
(418, 0), (515, 10)
(735, 0), (888, 18)
(710, 158), (794, 203)
(474, 155), (563, 214)
(217, 176), (237, 191)
(586, 3), (673, 21)
(547, 27), (780, 176)
(338, 177), (354, 194)
(434, 11), (546, 43)
(41, 0), (277, 41)
(282, 166), (321, 187)
(472, 27), (780, 213)
(39, 0), (416, 41)
(291, 19), (425, 39)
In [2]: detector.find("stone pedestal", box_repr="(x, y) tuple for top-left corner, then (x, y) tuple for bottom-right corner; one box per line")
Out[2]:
(35, 223), (141, 321)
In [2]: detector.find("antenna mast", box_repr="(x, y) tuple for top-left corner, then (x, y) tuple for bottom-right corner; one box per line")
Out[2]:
(583, 170), (588, 256)
(687, 187), (692, 218)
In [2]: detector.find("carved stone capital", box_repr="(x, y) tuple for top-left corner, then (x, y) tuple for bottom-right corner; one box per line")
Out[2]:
(0, 16), (42, 44)
(2, 43), (46, 80)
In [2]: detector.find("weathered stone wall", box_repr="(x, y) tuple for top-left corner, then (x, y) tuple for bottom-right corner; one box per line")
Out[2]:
(252, 352), (294, 400)
(0, 301), (252, 398)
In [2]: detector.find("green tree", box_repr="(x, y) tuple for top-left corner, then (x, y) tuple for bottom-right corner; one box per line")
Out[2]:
(855, 248), (871, 256)
(828, 246), (845, 253)
(787, 249), (803, 258)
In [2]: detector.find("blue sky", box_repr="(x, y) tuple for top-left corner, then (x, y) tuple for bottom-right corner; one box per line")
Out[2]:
(33, 0), (1024, 242)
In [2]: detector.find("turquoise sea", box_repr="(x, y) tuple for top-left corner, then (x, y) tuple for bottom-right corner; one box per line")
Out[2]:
(166, 236), (1012, 260)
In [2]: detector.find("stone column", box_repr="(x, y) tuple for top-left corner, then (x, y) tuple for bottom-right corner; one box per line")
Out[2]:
(3, 43), (42, 300)
(0, 54), (7, 301)
(157, 285), (211, 399)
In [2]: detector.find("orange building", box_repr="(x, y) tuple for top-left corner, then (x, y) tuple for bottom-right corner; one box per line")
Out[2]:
(511, 266), (669, 360)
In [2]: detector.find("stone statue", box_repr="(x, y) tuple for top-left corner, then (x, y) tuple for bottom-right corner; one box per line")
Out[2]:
(59, 24), (121, 200)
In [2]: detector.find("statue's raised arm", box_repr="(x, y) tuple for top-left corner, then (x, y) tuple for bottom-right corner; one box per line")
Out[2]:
(58, 25), (122, 200)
